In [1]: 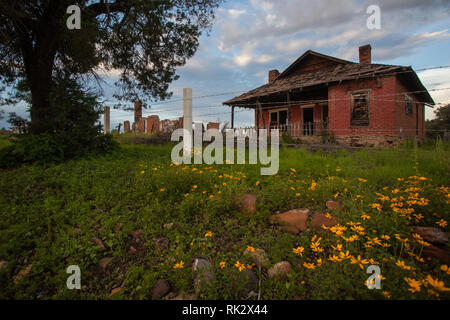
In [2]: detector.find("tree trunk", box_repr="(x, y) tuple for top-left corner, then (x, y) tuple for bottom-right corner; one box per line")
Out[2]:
(26, 14), (61, 134)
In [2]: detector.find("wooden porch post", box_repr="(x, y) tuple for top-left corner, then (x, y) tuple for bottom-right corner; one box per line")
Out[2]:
(231, 105), (235, 129)
(256, 106), (260, 130)
(287, 92), (292, 136)
(257, 99), (266, 129)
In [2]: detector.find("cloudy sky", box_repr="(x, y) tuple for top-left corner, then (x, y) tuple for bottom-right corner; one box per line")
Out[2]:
(2, 0), (450, 129)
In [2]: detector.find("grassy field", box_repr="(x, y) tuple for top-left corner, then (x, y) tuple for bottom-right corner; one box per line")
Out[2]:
(0, 141), (449, 299)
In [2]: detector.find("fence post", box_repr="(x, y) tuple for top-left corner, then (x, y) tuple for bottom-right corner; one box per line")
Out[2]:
(104, 106), (110, 134)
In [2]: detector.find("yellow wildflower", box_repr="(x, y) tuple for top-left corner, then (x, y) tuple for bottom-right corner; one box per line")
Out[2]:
(234, 260), (246, 272)
(293, 246), (305, 256)
(395, 260), (412, 270)
(426, 275), (450, 291)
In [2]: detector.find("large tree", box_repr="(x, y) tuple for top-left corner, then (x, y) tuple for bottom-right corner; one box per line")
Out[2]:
(0, 0), (222, 134)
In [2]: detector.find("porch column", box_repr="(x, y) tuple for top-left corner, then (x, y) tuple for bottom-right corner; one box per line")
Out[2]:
(257, 99), (266, 129)
(231, 106), (235, 129)
(287, 92), (292, 136)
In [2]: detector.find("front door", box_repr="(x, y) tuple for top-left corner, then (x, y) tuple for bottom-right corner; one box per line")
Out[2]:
(303, 107), (314, 136)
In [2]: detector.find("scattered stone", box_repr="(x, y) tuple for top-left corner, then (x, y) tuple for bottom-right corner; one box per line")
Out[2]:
(114, 223), (124, 232)
(192, 258), (215, 295)
(92, 237), (105, 251)
(238, 194), (257, 214)
(326, 200), (341, 211)
(242, 268), (258, 294)
(14, 264), (32, 284)
(269, 209), (310, 234)
(154, 237), (169, 252)
(311, 213), (338, 231)
(420, 244), (450, 265)
(268, 261), (292, 280)
(244, 248), (269, 268)
(109, 287), (122, 297)
(411, 226), (448, 245)
(132, 230), (144, 243)
(0, 260), (8, 271)
(152, 279), (171, 299)
(99, 257), (112, 271)
(129, 246), (137, 254)
(164, 223), (174, 230)
(166, 292), (197, 300)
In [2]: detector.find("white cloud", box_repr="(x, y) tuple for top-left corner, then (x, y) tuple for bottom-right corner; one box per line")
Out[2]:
(228, 9), (246, 19)
(418, 68), (450, 120)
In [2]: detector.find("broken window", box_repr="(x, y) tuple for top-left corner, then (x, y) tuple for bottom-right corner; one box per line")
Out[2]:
(351, 92), (369, 126)
(405, 94), (413, 115)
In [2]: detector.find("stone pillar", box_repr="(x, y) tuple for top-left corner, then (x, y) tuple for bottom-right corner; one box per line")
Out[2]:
(146, 115), (160, 134)
(138, 118), (146, 133)
(124, 121), (130, 133)
(134, 101), (142, 124)
(104, 106), (110, 134)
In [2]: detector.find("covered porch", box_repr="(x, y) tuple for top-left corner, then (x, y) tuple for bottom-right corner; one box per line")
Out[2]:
(225, 86), (329, 137)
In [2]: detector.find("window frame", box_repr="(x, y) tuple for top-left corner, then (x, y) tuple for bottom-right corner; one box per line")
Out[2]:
(350, 90), (370, 127)
(405, 94), (413, 116)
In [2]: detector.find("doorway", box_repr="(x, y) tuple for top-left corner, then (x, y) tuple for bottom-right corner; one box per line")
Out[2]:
(303, 107), (314, 136)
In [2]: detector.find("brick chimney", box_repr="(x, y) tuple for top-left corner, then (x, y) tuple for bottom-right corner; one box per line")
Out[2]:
(359, 44), (372, 64)
(268, 69), (280, 83)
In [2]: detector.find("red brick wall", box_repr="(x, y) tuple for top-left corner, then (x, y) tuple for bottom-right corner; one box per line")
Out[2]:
(328, 76), (397, 136)
(394, 79), (425, 138)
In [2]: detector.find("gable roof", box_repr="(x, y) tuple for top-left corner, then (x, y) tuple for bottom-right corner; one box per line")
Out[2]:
(223, 50), (435, 107)
(274, 50), (353, 80)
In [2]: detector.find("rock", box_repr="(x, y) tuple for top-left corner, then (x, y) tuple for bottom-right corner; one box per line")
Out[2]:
(420, 244), (450, 265)
(268, 261), (292, 280)
(244, 248), (269, 268)
(326, 200), (341, 211)
(269, 209), (310, 234)
(242, 269), (258, 294)
(0, 260), (8, 271)
(411, 226), (448, 245)
(152, 279), (171, 299)
(99, 257), (112, 271)
(154, 238), (169, 252)
(14, 264), (32, 284)
(92, 237), (105, 251)
(237, 194), (257, 215)
(164, 223), (174, 230)
(132, 230), (144, 243)
(114, 223), (124, 232)
(311, 213), (338, 231)
(109, 287), (122, 297)
(192, 258), (215, 295)
(166, 292), (197, 300)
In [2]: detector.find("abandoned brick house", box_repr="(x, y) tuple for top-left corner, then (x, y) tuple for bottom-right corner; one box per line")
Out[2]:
(223, 44), (435, 146)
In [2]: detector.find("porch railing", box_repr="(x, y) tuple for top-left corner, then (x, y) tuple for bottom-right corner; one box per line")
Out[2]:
(268, 121), (329, 136)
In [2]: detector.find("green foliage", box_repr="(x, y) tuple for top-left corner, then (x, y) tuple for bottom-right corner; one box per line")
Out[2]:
(426, 103), (450, 139)
(0, 144), (449, 299)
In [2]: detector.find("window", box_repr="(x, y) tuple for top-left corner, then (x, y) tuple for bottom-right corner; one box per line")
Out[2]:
(405, 94), (413, 115)
(269, 109), (288, 129)
(351, 91), (369, 126)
